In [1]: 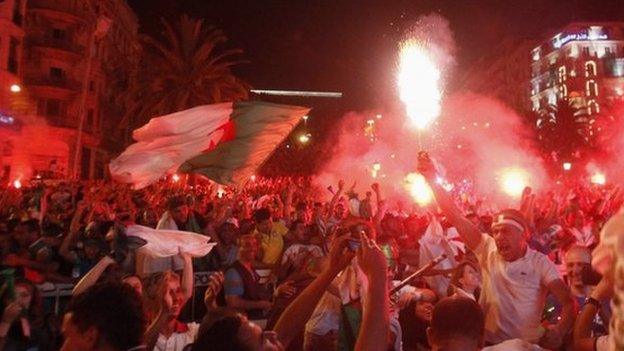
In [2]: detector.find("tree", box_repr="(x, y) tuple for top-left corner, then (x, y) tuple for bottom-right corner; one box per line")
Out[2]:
(121, 15), (250, 132)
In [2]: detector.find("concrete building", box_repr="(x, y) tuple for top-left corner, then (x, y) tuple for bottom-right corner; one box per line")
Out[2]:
(0, 0), (26, 183)
(457, 38), (537, 115)
(530, 22), (624, 116)
(0, 0), (139, 183)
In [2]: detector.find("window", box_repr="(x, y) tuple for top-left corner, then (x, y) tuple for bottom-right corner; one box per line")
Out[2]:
(46, 99), (61, 116)
(588, 100), (600, 115)
(12, 0), (22, 26)
(586, 80), (599, 96)
(605, 47), (612, 55)
(585, 61), (597, 77)
(50, 67), (64, 79)
(559, 84), (568, 99)
(52, 28), (66, 40)
(8, 37), (18, 74)
(87, 109), (94, 130)
(582, 47), (590, 56)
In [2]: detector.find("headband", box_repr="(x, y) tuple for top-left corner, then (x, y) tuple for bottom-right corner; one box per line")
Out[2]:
(492, 215), (525, 232)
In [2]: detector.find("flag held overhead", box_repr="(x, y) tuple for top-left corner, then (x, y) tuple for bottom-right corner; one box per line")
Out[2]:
(109, 101), (310, 188)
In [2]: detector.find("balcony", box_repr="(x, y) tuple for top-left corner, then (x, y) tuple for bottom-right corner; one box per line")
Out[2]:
(47, 115), (79, 129)
(28, 37), (85, 56)
(28, 0), (87, 21)
(25, 76), (80, 91)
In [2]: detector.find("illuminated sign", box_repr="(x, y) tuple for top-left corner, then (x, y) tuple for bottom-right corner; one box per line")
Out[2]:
(553, 32), (608, 48)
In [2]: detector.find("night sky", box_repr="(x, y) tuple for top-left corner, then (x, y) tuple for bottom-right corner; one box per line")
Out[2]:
(127, 0), (624, 111)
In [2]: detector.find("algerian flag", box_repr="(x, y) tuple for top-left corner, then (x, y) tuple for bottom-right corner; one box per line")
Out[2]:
(109, 101), (310, 188)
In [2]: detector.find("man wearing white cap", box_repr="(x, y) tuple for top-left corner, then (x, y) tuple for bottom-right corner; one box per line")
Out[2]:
(418, 153), (575, 349)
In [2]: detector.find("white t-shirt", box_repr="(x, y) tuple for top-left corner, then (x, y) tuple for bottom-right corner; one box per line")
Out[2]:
(154, 322), (199, 351)
(475, 234), (560, 344)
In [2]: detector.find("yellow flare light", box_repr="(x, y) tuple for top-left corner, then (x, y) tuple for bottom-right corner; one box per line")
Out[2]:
(397, 39), (442, 130)
(499, 167), (529, 198)
(591, 172), (606, 185)
(404, 173), (434, 206)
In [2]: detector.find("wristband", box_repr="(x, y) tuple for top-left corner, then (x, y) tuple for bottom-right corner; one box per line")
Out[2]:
(584, 297), (601, 309)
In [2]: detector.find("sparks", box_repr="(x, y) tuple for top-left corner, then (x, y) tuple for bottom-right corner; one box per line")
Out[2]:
(404, 172), (434, 206)
(12, 179), (22, 189)
(397, 39), (442, 130)
(499, 167), (529, 198)
(172, 174), (180, 183)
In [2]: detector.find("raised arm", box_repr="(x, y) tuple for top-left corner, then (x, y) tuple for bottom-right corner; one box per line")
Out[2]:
(355, 232), (389, 351)
(328, 180), (345, 215)
(573, 276), (613, 351)
(273, 235), (355, 348)
(417, 152), (482, 250)
(72, 256), (116, 295)
(180, 250), (194, 302)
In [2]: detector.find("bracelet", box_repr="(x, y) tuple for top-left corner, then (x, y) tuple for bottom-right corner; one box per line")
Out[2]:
(584, 297), (601, 309)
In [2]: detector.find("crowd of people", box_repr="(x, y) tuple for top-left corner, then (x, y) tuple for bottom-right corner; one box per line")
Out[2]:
(0, 152), (622, 351)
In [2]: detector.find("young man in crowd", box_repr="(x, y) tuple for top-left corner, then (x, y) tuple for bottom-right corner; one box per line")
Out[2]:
(60, 282), (146, 351)
(253, 208), (288, 268)
(427, 297), (485, 351)
(418, 152), (575, 349)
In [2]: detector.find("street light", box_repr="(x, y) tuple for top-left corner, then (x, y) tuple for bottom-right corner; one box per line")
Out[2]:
(9, 84), (21, 93)
(298, 133), (311, 144)
(563, 162), (572, 171)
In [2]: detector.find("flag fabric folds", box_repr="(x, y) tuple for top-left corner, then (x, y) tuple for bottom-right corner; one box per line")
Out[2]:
(109, 101), (310, 188)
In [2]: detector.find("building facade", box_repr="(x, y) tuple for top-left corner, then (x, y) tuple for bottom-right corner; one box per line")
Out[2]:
(0, 0), (139, 183)
(530, 22), (624, 116)
(0, 0), (26, 184)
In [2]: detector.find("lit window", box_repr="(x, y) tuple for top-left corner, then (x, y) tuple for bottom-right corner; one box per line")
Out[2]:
(558, 66), (567, 82)
(586, 80), (599, 96)
(559, 84), (568, 99)
(585, 61), (597, 77)
(588, 100), (600, 114)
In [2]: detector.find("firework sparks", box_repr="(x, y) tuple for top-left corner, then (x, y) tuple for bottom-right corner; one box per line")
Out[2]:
(397, 39), (442, 130)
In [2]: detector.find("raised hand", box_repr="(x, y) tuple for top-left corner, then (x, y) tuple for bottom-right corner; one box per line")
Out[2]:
(204, 272), (224, 309)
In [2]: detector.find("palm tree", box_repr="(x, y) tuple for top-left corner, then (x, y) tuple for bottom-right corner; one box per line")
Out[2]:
(121, 15), (250, 132)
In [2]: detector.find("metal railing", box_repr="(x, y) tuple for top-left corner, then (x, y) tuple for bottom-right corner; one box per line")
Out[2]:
(28, 36), (85, 54)
(25, 75), (81, 91)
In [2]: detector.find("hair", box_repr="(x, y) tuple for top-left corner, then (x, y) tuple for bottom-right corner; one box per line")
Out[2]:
(429, 297), (484, 347)
(4, 279), (45, 329)
(66, 282), (146, 350)
(253, 208), (271, 223)
(189, 308), (251, 351)
(448, 261), (480, 297)
(143, 270), (180, 320)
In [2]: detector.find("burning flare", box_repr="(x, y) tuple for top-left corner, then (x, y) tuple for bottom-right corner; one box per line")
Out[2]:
(499, 167), (529, 198)
(404, 172), (434, 206)
(397, 39), (442, 130)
